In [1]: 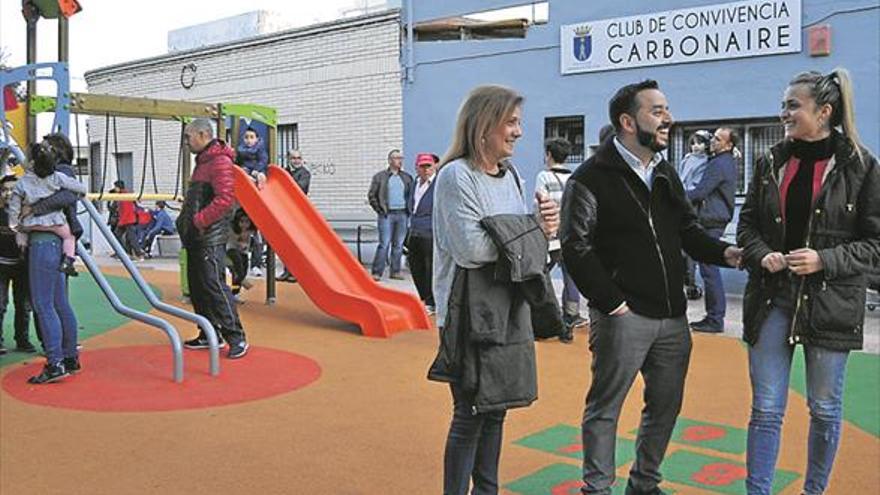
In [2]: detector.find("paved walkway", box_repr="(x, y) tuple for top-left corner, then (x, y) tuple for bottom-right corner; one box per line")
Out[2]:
(99, 252), (880, 354)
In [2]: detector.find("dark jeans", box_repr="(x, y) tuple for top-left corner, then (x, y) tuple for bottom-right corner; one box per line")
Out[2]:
(116, 225), (144, 257)
(444, 384), (507, 495)
(250, 232), (263, 269)
(548, 250), (580, 317)
(697, 227), (726, 326)
(582, 310), (692, 495)
(187, 244), (245, 343)
(28, 235), (78, 364)
(372, 210), (408, 276)
(0, 262), (34, 348)
(226, 248), (249, 295)
(407, 234), (434, 306)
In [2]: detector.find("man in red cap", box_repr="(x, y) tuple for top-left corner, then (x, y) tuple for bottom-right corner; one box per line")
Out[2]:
(406, 153), (438, 314)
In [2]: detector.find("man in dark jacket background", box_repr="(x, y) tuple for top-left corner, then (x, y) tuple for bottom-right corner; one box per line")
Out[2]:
(286, 149), (311, 195)
(367, 149), (414, 281)
(407, 153), (437, 313)
(0, 175), (37, 355)
(687, 127), (739, 333)
(277, 149), (312, 283)
(560, 80), (741, 495)
(176, 119), (249, 359)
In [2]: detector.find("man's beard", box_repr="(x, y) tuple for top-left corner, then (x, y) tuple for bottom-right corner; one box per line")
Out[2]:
(636, 121), (669, 152)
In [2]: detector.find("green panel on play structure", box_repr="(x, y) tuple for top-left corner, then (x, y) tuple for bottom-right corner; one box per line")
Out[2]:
(629, 418), (747, 455)
(513, 424), (635, 466)
(505, 463), (677, 495)
(662, 450), (798, 494)
(0, 274), (160, 368)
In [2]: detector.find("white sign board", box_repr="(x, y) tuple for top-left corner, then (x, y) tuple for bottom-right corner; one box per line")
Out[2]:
(561, 0), (801, 74)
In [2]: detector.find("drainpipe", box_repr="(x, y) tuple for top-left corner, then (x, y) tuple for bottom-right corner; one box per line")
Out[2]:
(406, 0), (414, 83)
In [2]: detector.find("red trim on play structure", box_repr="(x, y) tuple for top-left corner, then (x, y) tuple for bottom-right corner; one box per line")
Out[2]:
(1, 345), (321, 412)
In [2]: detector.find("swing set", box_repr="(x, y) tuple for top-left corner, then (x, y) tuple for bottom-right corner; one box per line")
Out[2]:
(1, 1), (281, 382)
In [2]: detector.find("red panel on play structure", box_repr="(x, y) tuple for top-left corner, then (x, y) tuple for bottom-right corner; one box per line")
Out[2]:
(1, 345), (321, 412)
(3, 86), (18, 111)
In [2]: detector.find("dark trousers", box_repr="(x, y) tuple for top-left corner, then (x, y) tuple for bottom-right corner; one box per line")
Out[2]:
(226, 248), (249, 295)
(250, 233), (263, 269)
(581, 310), (692, 495)
(407, 234), (434, 307)
(116, 225), (144, 256)
(0, 262), (34, 347)
(697, 227), (726, 326)
(187, 244), (245, 343)
(683, 253), (697, 288)
(444, 384), (507, 495)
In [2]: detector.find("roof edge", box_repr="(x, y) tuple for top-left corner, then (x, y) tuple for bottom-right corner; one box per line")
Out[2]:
(85, 8), (400, 80)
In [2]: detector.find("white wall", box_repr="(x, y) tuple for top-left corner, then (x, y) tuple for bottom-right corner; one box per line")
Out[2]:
(86, 11), (402, 221)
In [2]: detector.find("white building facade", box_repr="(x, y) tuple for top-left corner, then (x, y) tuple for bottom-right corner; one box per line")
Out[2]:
(85, 10), (402, 221)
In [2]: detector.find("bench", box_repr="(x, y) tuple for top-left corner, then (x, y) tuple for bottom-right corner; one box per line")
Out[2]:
(155, 234), (182, 258)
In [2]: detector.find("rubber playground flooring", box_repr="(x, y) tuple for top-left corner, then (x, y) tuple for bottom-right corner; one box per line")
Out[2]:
(0, 268), (878, 495)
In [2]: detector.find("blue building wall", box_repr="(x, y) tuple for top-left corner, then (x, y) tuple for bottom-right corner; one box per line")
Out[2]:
(401, 0), (879, 195)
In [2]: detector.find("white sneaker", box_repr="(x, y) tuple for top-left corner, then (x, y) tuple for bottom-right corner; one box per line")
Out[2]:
(249, 267), (264, 277)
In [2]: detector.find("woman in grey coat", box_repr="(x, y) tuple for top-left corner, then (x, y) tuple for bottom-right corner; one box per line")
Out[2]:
(431, 85), (559, 495)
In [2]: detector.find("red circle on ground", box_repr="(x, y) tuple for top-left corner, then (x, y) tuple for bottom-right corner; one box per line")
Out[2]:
(1, 345), (321, 412)
(691, 462), (747, 486)
(682, 425), (727, 442)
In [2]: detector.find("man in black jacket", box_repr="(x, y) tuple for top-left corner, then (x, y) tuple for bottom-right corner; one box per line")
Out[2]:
(687, 128), (739, 333)
(276, 149), (312, 283)
(560, 80), (741, 495)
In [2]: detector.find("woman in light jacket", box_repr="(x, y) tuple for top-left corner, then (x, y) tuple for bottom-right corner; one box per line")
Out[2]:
(430, 85), (559, 495)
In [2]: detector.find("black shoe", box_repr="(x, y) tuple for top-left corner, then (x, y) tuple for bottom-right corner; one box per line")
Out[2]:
(0, 345), (7, 355)
(15, 342), (37, 353)
(624, 481), (667, 495)
(183, 334), (226, 349)
(60, 256), (79, 277)
(686, 286), (703, 300)
(559, 327), (574, 344)
(691, 318), (723, 333)
(63, 357), (82, 374)
(28, 362), (69, 384)
(227, 340), (249, 359)
(278, 272), (297, 283)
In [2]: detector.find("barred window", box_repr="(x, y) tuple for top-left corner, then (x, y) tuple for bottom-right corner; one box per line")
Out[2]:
(277, 123), (299, 167)
(669, 119), (783, 195)
(544, 116), (584, 166)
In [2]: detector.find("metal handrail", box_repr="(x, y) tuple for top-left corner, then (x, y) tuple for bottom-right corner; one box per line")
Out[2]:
(77, 243), (184, 383)
(80, 198), (220, 376)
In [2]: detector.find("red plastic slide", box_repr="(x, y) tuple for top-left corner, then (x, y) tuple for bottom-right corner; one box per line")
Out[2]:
(233, 165), (432, 338)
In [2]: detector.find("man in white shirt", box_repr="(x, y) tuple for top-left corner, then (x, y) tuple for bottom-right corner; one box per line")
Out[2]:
(406, 153), (437, 314)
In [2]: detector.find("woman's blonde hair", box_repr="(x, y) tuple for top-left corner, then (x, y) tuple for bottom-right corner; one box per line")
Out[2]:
(789, 67), (863, 159)
(440, 85), (523, 169)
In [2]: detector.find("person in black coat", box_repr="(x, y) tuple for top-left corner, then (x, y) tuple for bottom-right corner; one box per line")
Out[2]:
(687, 127), (739, 333)
(406, 153), (437, 313)
(737, 68), (879, 495)
(560, 80), (741, 495)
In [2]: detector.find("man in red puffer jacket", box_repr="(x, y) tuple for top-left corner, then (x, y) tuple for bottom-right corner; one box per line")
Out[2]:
(176, 119), (249, 359)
